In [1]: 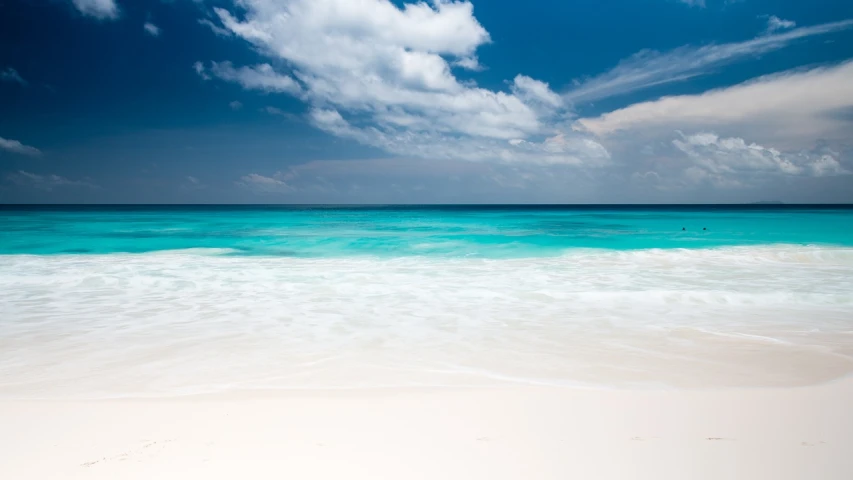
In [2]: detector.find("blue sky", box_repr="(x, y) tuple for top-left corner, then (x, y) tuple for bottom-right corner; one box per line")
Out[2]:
(1, 0), (852, 203)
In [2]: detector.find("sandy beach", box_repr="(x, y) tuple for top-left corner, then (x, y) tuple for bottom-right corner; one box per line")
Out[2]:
(3, 379), (852, 479)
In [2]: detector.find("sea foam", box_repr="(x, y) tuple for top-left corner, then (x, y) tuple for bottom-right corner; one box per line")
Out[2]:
(1, 245), (852, 398)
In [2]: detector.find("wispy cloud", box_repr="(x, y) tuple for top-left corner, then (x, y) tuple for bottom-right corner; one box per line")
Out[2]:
(229, 100), (243, 110)
(6, 171), (98, 191)
(763, 15), (796, 34)
(196, 61), (302, 94)
(564, 19), (853, 104)
(198, 18), (232, 37)
(182, 176), (206, 190)
(237, 172), (295, 193)
(575, 61), (852, 192)
(577, 60), (853, 148)
(262, 106), (302, 122)
(71, 0), (119, 20)
(1, 68), (27, 86)
(193, 61), (210, 80)
(143, 22), (161, 37)
(0, 136), (41, 156)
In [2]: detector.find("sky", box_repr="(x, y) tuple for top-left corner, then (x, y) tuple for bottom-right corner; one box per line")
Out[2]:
(1, 0), (853, 204)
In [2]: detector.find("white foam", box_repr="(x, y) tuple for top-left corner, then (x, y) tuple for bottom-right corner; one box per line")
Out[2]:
(134, 247), (240, 256)
(1, 245), (852, 398)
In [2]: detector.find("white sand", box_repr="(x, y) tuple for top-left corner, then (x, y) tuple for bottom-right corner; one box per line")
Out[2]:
(3, 380), (853, 479)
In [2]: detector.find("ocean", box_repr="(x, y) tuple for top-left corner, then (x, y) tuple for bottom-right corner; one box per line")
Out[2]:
(1, 205), (853, 398)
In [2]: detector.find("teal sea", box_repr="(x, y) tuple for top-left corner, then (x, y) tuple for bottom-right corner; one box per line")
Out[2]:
(2, 205), (853, 398)
(3, 205), (853, 256)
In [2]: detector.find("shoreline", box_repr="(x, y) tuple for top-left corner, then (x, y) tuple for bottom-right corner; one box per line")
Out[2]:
(3, 380), (852, 479)
(5, 369), (853, 402)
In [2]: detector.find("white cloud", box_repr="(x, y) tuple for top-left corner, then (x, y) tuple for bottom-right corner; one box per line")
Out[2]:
(577, 61), (853, 149)
(764, 15), (796, 34)
(193, 61), (210, 80)
(0, 136), (41, 156)
(511, 75), (563, 110)
(1, 68), (27, 86)
(229, 100), (243, 110)
(143, 22), (161, 37)
(308, 107), (608, 165)
(453, 56), (483, 71)
(672, 132), (846, 188)
(197, 61), (302, 94)
(563, 19), (853, 104)
(182, 175), (206, 190)
(264, 106), (286, 116)
(262, 106), (300, 121)
(6, 171), (97, 191)
(204, 0), (599, 165)
(71, 0), (119, 20)
(237, 172), (295, 193)
(198, 18), (232, 37)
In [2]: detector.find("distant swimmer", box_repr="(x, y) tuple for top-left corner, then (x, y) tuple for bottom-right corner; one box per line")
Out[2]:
(703, 227), (707, 231)
(682, 227), (686, 231)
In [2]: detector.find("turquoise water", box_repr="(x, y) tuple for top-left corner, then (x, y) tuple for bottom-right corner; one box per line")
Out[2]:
(2, 205), (853, 257)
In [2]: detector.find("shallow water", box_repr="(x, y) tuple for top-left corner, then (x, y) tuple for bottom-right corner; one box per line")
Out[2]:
(3, 205), (853, 257)
(1, 206), (852, 397)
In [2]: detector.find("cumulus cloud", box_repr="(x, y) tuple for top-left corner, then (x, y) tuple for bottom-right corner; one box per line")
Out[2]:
(563, 19), (853, 104)
(6, 171), (97, 191)
(143, 22), (160, 37)
(574, 59), (852, 196)
(71, 0), (119, 20)
(196, 61), (302, 94)
(1, 68), (27, 86)
(453, 56), (484, 71)
(576, 61), (853, 149)
(672, 132), (846, 187)
(764, 15), (796, 34)
(0, 136), (41, 156)
(202, 0), (599, 165)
